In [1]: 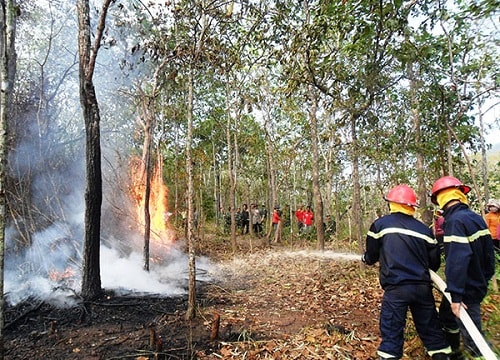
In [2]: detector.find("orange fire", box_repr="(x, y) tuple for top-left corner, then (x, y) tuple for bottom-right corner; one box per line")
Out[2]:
(49, 267), (77, 284)
(129, 155), (175, 247)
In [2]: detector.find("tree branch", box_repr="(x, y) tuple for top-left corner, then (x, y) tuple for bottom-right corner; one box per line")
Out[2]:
(88, 0), (113, 79)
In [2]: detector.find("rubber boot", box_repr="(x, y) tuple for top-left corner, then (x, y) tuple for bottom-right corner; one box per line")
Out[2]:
(431, 353), (450, 360)
(445, 331), (466, 360)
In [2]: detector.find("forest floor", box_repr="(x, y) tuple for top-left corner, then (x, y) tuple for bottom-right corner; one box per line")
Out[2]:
(3, 232), (500, 360)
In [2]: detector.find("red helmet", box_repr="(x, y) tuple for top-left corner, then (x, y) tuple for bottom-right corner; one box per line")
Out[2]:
(384, 184), (419, 207)
(430, 176), (471, 205)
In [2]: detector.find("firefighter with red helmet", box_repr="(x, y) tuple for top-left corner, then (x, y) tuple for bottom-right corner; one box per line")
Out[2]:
(430, 176), (495, 360)
(363, 184), (451, 360)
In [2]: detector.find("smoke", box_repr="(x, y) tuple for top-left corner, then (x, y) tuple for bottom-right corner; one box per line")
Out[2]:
(100, 244), (211, 297)
(4, 126), (212, 308)
(4, 219), (212, 308)
(4, 1), (215, 308)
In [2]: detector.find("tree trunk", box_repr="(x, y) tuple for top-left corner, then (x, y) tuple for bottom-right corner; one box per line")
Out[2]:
(263, 106), (277, 243)
(138, 93), (155, 272)
(185, 67), (196, 320)
(408, 61), (431, 224)
(478, 102), (489, 203)
(0, 0), (17, 355)
(225, 80), (237, 253)
(350, 114), (364, 254)
(78, 0), (112, 300)
(308, 85), (325, 250)
(138, 63), (165, 270)
(142, 137), (152, 272)
(213, 142), (221, 227)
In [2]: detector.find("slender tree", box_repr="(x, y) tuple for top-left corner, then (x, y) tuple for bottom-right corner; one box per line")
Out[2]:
(77, 0), (112, 300)
(307, 85), (325, 249)
(0, 0), (16, 354)
(407, 60), (431, 223)
(185, 65), (196, 319)
(135, 61), (167, 272)
(225, 79), (238, 252)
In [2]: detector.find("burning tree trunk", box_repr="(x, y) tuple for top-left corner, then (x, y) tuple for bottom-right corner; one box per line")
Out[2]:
(135, 62), (168, 271)
(77, 0), (112, 300)
(139, 92), (155, 272)
(0, 0), (17, 355)
(142, 143), (152, 272)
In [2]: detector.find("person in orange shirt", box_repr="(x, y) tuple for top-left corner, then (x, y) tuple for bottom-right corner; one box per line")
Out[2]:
(485, 199), (500, 252)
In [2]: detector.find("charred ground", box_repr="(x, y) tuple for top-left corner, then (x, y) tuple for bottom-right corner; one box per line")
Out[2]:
(4, 235), (499, 360)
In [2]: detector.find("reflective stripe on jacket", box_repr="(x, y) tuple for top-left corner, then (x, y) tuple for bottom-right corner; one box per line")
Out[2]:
(364, 212), (440, 289)
(442, 203), (495, 303)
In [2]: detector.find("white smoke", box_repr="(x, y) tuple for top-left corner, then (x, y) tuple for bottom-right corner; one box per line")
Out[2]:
(4, 153), (212, 307)
(100, 243), (211, 297)
(5, 1), (215, 308)
(5, 226), (212, 307)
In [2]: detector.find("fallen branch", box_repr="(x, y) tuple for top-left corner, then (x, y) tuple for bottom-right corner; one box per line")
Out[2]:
(4, 300), (44, 330)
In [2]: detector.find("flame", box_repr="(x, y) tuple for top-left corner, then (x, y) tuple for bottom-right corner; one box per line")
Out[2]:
(129, 155), (174, 247)
(49, 267), (76, 282)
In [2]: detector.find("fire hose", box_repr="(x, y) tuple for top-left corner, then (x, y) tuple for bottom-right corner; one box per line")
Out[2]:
(429, 270), (498, 360)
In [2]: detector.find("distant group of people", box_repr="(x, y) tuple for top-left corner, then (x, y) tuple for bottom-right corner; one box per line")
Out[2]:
(363, 176), (496, 360)
(221, 203), (267, 236)
(222, 202), (340, 241)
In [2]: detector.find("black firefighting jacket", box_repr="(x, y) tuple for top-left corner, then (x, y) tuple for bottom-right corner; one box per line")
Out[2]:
(442, 203), (495, 304)
(363, 212), (440, 289)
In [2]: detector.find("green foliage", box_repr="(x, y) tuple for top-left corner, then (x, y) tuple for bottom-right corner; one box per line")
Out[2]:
(483, 256), (500, 352)
(9, 0), (499, 247)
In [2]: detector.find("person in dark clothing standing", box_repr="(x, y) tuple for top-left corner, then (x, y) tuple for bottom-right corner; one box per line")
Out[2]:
(240, 203), (250, 235)
(363, 184), (451, 360)
(430, 176), (495, 360)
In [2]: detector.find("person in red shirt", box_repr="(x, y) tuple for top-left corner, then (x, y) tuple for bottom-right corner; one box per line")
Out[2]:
(271, 205), (282, 244)
(303, 205), (314, 233)
(295, 205), (305, 233)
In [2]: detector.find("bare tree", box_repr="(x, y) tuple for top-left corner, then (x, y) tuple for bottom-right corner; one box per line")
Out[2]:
(77, 0), (112, 300)
(0, 0), (17, 355)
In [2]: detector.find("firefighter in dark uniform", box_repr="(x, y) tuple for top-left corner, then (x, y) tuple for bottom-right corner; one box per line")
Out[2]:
(362, 184), (451, 360)
(430, 176), (496, 360)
